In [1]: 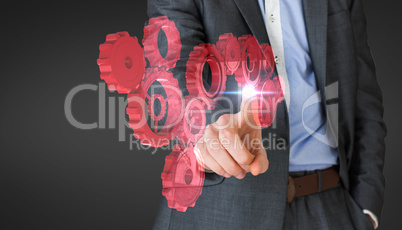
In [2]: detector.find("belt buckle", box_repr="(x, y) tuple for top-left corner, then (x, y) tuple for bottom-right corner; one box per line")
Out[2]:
(287, 176), (296, 204)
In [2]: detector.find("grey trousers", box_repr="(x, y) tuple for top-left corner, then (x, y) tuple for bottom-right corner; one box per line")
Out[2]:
(154, 171), (375, 230)
(283, 171), (374, 230)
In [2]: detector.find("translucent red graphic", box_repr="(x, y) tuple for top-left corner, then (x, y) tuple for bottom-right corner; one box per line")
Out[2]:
(97, 16), (285, 212)
(235, 35), (264, 87)
(177, 97), (207, 146)
(97, 32), (146, 94)
(186, 43), (227, 109)
(143, 16), (182, 70)
(162, 145), (205, 212)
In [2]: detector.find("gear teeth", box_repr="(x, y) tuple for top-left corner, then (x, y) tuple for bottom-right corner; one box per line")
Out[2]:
(143, 16), (181, 70)
(105, 33), (119, 42)
(126, 107), (142, 121)
(98, 44), (112, 58)
(185, 73), (199, 97)
(162, 175), (174, 188)
(167, 200), (188, 212)
(97, 59), (111, 71)
(161, 188), (172, 197)
(164, 155), (177, 166)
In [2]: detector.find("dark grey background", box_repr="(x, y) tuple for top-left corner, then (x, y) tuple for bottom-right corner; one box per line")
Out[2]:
(1, 1), (400, 229)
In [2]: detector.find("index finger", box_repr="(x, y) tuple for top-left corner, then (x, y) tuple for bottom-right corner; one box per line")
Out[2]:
(218, 127), (255, 166)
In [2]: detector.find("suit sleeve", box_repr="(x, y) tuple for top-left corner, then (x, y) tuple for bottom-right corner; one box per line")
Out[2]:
(348, 0), (387, 223)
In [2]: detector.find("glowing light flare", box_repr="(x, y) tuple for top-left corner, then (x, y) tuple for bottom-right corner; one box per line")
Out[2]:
(242, 85), (259, 99)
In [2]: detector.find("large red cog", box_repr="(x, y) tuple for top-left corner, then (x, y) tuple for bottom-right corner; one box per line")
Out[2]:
(161, 145), (205, 212)
(126, 70), (184, 147)
(97, 31), (146, 94)
(235, 35), (263, 87)
(186, 44), (227, 109)
(143, 16), (181, 70)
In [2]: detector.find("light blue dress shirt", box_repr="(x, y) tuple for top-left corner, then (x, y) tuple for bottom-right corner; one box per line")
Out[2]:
(258, 0), (339, 172)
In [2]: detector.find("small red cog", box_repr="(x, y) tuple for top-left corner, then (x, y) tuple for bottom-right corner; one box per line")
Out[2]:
(186, 44), (227, 109)
(161, 145), (205, 212)
(177, 97), (207, 146)
(216, 33), (241, 75)
(235, 35), (263, 87)
(97, 31), (146, 94)
(143, 16), (181, 70)
(252, 75), (285, 127)
(256, 80), (277, 127)
(127, 70), (184, 147)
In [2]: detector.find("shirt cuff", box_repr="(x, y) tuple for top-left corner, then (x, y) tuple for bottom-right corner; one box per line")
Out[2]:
(363, 209), (378, 229)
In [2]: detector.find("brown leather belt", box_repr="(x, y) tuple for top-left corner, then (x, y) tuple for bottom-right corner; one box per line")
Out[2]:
(286, 166), (340, 204)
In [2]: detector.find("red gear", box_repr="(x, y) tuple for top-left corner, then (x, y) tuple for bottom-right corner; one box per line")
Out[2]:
(255, 80), (277, 127)
(216, 33), (241, 75)
(162, 145), (205, 212)
(186, 44), (227, 109)
(97, 31), (146, 94)
(252, 75), (285, 127)
(235, 35), (263, 87)
(177, 97), (207, 146)
(260, 43), (275, 79)
(143, 16), (181, 70)
(127, 70), (184, 147)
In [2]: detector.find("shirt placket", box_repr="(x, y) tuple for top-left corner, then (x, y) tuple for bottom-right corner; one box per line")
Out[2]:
(264, 0), (290, 110)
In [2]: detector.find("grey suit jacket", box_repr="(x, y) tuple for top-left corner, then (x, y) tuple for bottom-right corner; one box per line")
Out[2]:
(148, 0), (386, 229)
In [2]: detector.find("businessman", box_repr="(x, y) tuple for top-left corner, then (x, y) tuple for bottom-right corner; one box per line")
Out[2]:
(148, 0), (386, 229)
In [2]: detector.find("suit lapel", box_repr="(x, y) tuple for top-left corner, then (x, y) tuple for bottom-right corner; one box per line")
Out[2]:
(303, 0), (328, 103)
(232, 0), (269, 44)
